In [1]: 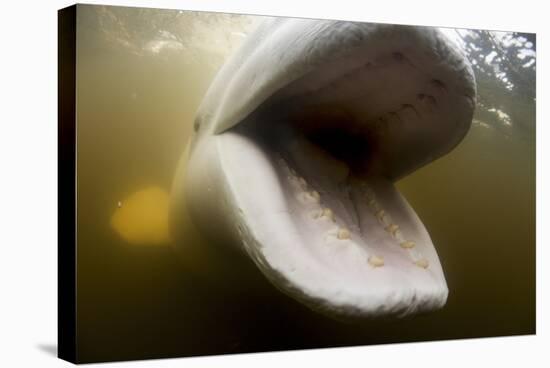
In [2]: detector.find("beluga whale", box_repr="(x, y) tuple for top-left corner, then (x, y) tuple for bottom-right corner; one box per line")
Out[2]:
(174, 17), (476, 319)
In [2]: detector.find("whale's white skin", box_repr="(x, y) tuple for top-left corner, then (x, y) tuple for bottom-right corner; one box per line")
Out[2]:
(175, 18), (476, 319)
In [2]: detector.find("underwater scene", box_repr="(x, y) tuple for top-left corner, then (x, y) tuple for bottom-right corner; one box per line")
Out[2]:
(74, 4), (535, 363)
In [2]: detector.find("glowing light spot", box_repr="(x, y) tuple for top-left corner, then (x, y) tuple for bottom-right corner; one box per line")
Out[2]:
(110, 187), (170, 246)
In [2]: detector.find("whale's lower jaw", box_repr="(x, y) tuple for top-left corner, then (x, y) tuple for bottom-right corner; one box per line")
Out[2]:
(184, 123), (448, 319)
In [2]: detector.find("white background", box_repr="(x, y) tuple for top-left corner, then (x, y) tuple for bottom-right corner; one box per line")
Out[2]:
(0, 0), (547, 366)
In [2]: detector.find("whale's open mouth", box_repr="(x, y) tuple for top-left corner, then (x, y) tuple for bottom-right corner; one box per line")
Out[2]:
(184, 21), (476, 319)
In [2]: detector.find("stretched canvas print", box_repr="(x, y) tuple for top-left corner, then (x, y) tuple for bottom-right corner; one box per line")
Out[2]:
(58, 3), (536, 364)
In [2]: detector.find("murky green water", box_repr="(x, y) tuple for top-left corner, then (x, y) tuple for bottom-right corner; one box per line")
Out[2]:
(74, 5), (535, 363)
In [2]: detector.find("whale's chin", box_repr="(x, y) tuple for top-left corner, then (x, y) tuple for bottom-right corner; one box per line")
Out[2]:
(179, 20), (476, 320)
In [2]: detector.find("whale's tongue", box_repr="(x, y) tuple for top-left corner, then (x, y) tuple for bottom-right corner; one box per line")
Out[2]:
(218, 125), (448, 318)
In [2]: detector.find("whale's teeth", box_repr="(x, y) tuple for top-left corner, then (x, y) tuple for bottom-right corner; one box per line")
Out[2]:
(288, 174), (309, 191)
(320, 208), (335, 222)
(385, 224), (400, 236)
(378, 213), (392, 227)
(367, 198), (380, 211)
(310, 190), (320, 201)
(375, 209), (386, 221)
(337, 227), (351, 240)
(286, 145), (429, 284)
(368, 255), (385, 268)
(400, 241), (416, 249)
(298, 190), (321, 204)
(414, 258), (430, 269)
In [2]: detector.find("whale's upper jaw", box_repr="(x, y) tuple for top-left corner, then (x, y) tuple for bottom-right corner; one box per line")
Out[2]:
(194, 20), (475, 168)
(185, 19), (476, 319)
